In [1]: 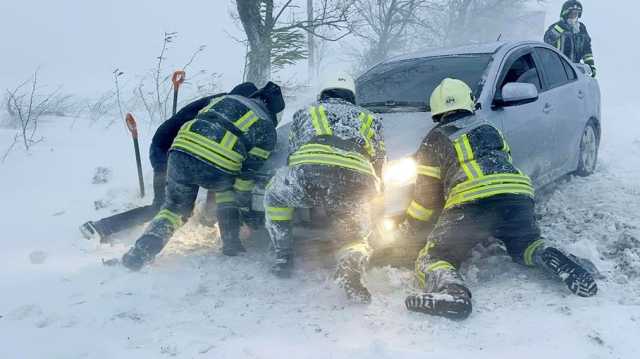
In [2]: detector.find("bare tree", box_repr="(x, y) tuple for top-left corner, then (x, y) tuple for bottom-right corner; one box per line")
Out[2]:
(2, 71), (61, 161)
(234, 0), (354, 86)
(351, 0), (430, 70)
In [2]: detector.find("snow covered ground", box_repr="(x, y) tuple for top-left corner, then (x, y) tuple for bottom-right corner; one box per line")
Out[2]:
(1, 102), (639, 358)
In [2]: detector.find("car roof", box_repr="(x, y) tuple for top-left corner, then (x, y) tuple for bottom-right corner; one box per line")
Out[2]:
(376, 40), (545, 65)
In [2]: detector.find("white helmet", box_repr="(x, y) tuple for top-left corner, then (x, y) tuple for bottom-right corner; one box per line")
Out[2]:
(319, 73), (356, 98)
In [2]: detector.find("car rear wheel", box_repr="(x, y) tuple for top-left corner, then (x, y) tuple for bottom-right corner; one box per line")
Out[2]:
(575, 121), (599, 177)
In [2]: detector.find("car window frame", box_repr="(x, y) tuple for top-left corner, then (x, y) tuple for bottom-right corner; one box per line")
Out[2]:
(533, 46), (578, 91)
(493, 46), (542, 100)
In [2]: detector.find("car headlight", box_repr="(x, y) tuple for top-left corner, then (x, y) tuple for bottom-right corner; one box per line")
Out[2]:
(383, 157), (417, 188)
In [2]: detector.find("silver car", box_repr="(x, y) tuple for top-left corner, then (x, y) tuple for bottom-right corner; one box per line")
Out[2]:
(356, 40), (601, 220)
(250, 40), (601, 264)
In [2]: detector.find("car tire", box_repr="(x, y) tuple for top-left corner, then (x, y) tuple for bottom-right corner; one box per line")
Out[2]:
(575, 121), (599, 177)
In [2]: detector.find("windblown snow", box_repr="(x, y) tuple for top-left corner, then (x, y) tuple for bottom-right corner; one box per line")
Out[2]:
(0, 98), (639, 358)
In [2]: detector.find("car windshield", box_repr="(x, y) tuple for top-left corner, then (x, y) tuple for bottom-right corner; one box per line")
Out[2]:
(356, 54), (493, 113)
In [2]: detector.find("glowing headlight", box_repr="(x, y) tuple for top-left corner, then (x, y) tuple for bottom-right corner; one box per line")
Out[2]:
(383, 158), (417, 187)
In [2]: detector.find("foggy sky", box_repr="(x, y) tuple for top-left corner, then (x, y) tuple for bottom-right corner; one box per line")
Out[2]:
(0, 0), (636, 105)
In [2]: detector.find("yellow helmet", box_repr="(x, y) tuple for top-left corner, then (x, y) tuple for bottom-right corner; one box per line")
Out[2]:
(429, 78), (475, 120)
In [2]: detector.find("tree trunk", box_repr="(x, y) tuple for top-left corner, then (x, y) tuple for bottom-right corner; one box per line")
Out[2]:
(237, 0), (272, 86)
(307, 0), (315, 82)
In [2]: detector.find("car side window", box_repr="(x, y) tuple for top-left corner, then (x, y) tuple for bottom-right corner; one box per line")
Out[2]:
(560, 56), (577, 80)
(536, 47), (570, 88)
(498, 53), (542, 92)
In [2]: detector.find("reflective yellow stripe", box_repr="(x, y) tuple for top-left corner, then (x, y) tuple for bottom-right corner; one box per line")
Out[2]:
(415, 242), (436, 288)
(426, 260), (456, 272)
(197, 96), (225, 115)
(417, 165), (441, 180)
(445, 183), (534, 209)
(524, 239), (545, 266)
(406, 200), (434, 222)
(155, 209), (183, 229)
(554, 24), (565, 33)
(454, 135), (482, 180)
(249, 147), (271, 159)
(220, 131), (238, 150)
(359, 112), (376, 157)
(266, 207), (294, 221)
(289, 153), (375, 177)
(176, 128), (244, 163)
(234, 111), (259, 132)
(294, 144), (370, 162)
(448, 173), (532, 198)
(215, 191), (236, 204)
(309, 106), (332, 136)
(172, 138), (242, 172)
(233, 179), (255, 192)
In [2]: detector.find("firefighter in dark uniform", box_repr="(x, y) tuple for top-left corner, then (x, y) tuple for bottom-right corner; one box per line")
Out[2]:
(544, 0), (596, 77)
(264, 75), (385, 303)
(121, 82), (285, 270)
(402, 78), (598, 319)
(80, 83), (258, 242)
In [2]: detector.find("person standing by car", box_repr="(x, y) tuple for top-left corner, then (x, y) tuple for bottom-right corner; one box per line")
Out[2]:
(120, 82), (284, 270)
(402, 78), (598, 320)
(80, 83), (259, 243)
(263, 74), (385, 303)
(544, 0), (596, 77)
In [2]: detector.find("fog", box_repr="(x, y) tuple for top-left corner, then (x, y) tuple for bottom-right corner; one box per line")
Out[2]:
(0, 0), (637, 106)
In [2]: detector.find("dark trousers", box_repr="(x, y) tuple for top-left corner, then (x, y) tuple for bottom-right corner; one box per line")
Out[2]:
(136, 151), (237, 254)
(264, 164), (379, 272)
(93, 170), (168, 237)
(415, 194), (542, 291)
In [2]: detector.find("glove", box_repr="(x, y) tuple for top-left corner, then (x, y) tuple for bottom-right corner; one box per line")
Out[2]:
(589, 65), (596, 78)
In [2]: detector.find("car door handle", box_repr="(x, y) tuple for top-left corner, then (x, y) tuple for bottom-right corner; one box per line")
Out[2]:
(578, 90), (585, 99)
(543, 103), (553, 114)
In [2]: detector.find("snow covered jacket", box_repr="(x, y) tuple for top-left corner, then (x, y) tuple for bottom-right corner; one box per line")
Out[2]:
(287, 98), (386, 179)
(544, 20), (595, 68)
(406, 112), (533, 225)
(170, 94), (277, 183)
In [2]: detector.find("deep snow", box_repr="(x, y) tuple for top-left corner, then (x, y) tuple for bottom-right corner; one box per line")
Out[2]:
(1, 101), (639, 358)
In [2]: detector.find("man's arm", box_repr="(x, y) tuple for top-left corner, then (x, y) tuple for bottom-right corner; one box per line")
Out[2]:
(544, 22), (565, 49)
(404, 134), (445, 232)
(581, 24), (596, 76)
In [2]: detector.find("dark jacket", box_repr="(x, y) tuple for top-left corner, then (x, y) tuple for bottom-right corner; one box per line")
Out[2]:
(406, 112), (533, 227)
(150, 95), (220, 172)
(170, 94), (277, 179)
(544, 20), (595, 67)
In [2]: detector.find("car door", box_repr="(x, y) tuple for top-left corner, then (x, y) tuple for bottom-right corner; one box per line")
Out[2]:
(534, 47), (587, 175)
(491, 48), (556, 183)
(535, 47), (585, 180)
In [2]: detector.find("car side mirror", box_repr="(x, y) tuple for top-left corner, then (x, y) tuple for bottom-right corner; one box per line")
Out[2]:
(498, 82), (539, 107)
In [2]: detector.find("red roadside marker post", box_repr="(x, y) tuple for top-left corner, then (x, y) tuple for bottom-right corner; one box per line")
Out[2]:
(125, 113), (145, 198)
(171, 70), (186, 116)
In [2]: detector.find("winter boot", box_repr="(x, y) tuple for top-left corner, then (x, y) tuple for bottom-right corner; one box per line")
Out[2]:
(121, 234), (164, 271)
(80, 221), (106, 242)
(405, 283), (473, 320)
(271, 251), (293, 278)
(535, 247), (598, 297)
(222, 238), (246, 256)
(334, 256), (371, 304)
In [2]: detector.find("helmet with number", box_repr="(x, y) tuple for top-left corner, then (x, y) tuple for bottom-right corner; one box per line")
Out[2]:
(319, 73), (356, 104)
(561, 0), (583, 19)
(429, 78), (475, 121)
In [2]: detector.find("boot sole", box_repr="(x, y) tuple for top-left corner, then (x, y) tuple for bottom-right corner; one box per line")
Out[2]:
(542, 248), (598, 297)
(405, 293), (472, 320)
